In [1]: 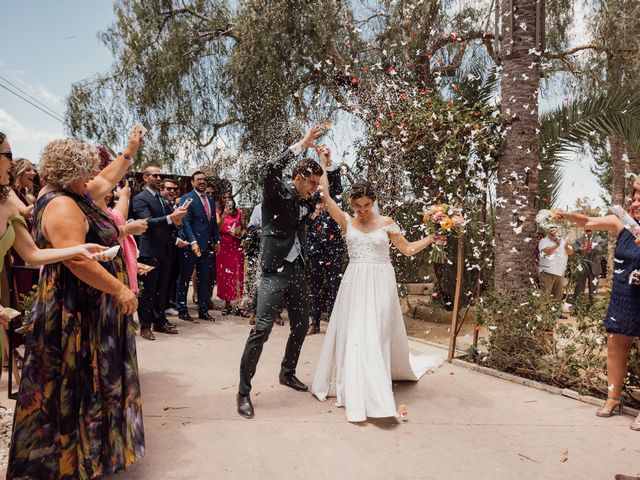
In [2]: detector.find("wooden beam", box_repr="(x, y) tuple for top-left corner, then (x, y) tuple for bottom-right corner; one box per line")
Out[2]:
(447, 234), (465, 362)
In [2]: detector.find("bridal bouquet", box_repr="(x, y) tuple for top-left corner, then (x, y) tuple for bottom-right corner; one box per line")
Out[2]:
(422, 204), (464, 263)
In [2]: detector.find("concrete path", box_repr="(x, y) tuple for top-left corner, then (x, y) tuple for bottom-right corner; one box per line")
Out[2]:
(2, 312), (639, 479)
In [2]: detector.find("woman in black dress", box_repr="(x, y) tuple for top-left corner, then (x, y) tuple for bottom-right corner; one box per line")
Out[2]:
(559, 190), (640, 431)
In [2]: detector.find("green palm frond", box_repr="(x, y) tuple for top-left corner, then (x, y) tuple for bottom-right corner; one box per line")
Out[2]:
(540, 87), (640, 161)
(539, 86), (640, 206)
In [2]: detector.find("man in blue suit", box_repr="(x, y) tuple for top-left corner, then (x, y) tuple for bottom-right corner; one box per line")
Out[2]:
(176, 170), (221, 322)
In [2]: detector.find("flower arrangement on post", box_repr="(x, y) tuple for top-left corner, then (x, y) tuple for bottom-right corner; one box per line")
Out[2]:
(422, 204), (464, 263)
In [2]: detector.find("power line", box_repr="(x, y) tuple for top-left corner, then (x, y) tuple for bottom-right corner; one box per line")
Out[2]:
(0, 83), (65, 124)
(0, 74), (65, 121)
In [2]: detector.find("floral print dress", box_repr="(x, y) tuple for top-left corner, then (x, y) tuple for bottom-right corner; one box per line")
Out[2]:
(7, 190), (144, 479)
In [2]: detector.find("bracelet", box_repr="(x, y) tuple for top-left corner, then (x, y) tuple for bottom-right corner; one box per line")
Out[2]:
(117, 152), (133, 162)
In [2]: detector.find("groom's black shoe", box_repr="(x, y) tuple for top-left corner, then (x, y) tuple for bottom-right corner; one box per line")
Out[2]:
(279, 373), (308, 392)
(237, 393), (254, 419)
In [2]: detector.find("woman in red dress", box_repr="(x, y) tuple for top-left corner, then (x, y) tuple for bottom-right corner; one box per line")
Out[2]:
(216, 192), (247, 315)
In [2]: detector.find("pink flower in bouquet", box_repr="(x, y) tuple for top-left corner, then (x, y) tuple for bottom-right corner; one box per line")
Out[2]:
(432, 212), (446, 223)
(452, 215), (464, 227)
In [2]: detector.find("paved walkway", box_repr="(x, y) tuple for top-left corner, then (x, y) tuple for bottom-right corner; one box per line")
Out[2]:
(2, 312), (639, 479)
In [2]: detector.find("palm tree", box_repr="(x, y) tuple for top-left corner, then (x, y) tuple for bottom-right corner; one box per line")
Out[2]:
(493, 0), (543, 294)
(539, 87), (640, 162)
(539, 85), (640, 276)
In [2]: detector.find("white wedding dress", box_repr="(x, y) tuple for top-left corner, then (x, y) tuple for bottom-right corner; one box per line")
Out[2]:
(311, 214), (444, 422)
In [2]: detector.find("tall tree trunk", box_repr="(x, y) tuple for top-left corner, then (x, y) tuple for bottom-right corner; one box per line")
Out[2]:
(493, 0), (541, 295)
(606, 135), (626, 279)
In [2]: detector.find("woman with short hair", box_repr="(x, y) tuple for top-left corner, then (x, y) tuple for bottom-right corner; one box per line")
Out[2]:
(7, 130), (146, 478)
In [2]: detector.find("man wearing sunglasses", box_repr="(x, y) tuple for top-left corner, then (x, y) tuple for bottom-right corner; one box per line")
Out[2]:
(132, 166), (188, 340)
(161, 179), (188, 316)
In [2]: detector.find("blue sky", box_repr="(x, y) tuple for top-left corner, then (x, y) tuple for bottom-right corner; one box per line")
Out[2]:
(0, 0), (604, 210)
(0, 1), (115, 156)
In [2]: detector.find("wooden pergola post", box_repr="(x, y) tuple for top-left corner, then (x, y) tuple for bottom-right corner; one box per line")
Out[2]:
(447, 233), (465, 362)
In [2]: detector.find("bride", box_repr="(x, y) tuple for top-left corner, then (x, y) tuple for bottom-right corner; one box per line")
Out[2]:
(311, 146), (446, 422)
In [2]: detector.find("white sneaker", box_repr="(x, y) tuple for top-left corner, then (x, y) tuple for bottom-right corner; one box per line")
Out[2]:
(165, 308), (179, 316)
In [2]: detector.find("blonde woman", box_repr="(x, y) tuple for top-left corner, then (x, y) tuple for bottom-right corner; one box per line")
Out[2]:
(8, 131), (145, 478)
(558, 191), (640, 432)
(0, 132), (105, 327)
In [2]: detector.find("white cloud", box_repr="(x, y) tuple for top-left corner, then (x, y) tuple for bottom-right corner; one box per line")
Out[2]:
(0, 108), (64, 162)
(0, 66), (65, 114)
(35, 85), (64, 108)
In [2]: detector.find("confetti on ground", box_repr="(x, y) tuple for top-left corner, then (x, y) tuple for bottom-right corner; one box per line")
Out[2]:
(518, 453), (539, 463)
(398, 404), (409, 421)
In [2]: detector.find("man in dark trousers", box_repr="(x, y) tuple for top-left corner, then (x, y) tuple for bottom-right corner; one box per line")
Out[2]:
(161, 178), (189, 316)
(175, 170), (220, 322)
(133, 166), (188, 341)
(237, 125), (325, 419)
(572, 228), (603, 304)
(306, 199), (345, 334)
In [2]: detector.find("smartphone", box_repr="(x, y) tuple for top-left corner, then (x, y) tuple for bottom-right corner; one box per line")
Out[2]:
(127, 178), (135, 188)
(103, 245), (121, 259)
(181, 198), (193, 210)
(132, 121), (148, 137)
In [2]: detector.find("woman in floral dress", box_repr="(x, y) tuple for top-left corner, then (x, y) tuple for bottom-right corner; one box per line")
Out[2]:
(7, 135), (145, 479)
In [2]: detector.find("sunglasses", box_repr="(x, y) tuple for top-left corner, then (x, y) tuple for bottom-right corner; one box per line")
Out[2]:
(0, 151), (13, 161)
(148, 173), (162, 178)
(193, 177), (207, 182)
(164, 187), (179, 191)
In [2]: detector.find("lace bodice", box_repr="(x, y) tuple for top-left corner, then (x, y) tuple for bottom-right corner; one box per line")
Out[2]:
(344, 214), (401, 263)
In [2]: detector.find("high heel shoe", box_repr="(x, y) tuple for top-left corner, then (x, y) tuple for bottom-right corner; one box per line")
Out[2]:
(630, 415), (640, 431)
(595, 396), (623, 417)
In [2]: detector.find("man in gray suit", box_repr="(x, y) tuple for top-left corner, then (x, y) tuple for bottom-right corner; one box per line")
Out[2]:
(237, 125), (325, 419)
(572, 228), (603, 304)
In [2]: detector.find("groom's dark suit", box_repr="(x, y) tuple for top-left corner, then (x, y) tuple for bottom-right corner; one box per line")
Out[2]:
(238, 145), (319, 395)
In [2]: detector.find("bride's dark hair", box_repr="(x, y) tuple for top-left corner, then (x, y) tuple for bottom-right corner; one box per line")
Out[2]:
(350, 179), (376, 201)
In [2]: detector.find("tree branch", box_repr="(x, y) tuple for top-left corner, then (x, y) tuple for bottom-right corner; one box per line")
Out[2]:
(162, 7), (215, 25)
(546, 44), (602, 59)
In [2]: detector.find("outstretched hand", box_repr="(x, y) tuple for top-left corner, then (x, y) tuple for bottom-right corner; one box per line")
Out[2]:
(300, 125), (324, 149)
(78, 243), (109, 260)
(124, 126), (145, 157)
(315, 145), (331, 169)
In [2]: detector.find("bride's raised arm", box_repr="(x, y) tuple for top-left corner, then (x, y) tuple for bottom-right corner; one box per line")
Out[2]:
(316, 146), (347, 231)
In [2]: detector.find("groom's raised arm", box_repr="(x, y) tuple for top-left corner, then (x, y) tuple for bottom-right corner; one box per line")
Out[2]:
(263, 125), (325, 200)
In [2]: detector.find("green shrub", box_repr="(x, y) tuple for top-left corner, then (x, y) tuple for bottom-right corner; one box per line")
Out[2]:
(475, 291), (640, 405)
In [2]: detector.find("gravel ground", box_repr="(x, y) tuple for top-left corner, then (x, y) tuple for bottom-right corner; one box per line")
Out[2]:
(0, 406), (13, 470)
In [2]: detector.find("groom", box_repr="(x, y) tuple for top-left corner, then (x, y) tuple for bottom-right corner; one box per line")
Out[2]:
(237, 125), (325, 419)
